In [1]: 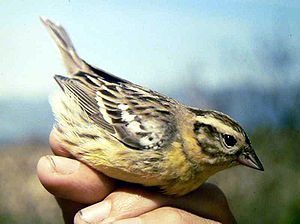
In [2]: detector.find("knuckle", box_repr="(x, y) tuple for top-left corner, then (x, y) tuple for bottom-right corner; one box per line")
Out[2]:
(105, 190), (144, 217)
(106, 187), (150, 207)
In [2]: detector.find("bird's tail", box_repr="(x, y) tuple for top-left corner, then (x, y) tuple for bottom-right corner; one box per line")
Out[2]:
(40, 17), (92, 75)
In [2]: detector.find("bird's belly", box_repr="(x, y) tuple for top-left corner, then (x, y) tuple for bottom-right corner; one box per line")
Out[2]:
(91, 164), (166, 187)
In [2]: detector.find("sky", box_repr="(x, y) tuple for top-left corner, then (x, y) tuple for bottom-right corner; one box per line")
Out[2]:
(1, 0), (300, 99)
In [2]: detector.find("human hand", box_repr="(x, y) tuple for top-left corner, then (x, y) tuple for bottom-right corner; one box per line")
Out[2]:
(37, 131), (236, 224)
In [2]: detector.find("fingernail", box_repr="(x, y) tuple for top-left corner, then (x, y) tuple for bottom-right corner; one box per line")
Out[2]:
(76, 200), (112, 223)
(113, 218), (142, 224)
(46, 155), (80, 175)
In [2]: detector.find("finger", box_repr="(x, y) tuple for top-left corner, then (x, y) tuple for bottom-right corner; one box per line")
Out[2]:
(74, 183), (235, 224)
(171, 183), (236, 224)
(113, 207), (221, 224)
(49, 129), (72, 157)
(37, 155), (115, 204)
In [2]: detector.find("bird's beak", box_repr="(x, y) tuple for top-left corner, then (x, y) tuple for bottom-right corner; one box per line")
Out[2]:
(237, 149), (264, 171)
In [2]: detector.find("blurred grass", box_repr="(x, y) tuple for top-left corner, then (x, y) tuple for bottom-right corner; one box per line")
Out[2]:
(0, 144), (62, 224)
(0, 127), (299, 223)
(211, 127), (300, 223)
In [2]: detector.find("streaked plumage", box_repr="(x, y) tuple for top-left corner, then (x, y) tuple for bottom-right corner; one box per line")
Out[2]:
(41, 17), (264, 196)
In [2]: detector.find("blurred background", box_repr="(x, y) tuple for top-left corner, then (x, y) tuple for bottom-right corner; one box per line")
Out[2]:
(0, 1), (299, 223)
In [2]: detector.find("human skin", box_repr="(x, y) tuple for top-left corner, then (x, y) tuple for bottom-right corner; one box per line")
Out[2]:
(36, 131), (236, 224)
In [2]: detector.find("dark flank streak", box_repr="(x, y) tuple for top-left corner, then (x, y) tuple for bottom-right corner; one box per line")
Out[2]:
(64, 140), (77, 146)
(78, 133), (99, 139)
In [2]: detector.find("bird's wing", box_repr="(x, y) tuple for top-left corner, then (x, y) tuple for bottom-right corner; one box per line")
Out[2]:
(42, 17), (178, 150)
(55, 72), (178, 150)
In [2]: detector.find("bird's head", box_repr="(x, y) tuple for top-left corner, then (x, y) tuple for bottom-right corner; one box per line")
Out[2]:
(189, 108), (264, 171)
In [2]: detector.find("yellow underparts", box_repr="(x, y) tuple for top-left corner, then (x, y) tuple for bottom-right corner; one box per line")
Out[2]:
(51, 93), (226, 196)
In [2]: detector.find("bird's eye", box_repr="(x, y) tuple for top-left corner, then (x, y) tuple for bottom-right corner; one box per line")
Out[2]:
(223, 134), (237, 147)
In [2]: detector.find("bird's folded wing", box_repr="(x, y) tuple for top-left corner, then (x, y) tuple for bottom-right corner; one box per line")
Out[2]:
(55, 72), (178, 150)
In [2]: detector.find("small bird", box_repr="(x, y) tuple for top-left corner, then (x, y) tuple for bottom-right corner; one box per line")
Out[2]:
(41, 17), (264, 196)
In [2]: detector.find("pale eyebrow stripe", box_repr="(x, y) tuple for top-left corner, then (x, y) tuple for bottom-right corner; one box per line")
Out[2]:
(195, 116), (239, 135)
